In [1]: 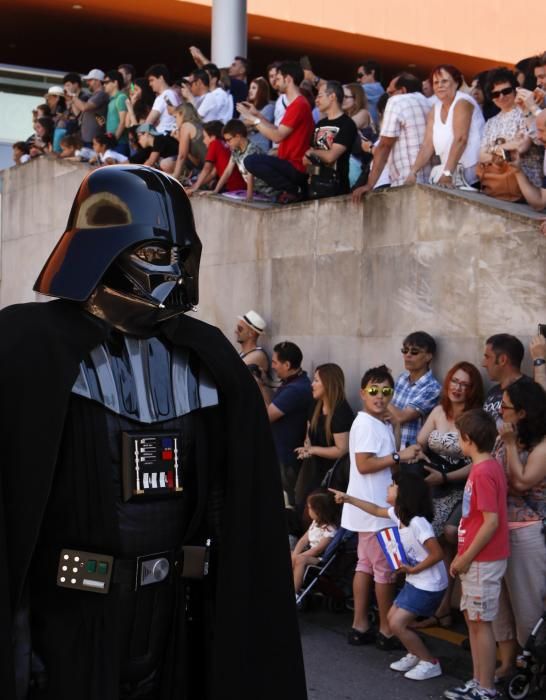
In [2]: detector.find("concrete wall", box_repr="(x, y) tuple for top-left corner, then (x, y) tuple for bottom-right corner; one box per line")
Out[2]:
(1, 158), (544, 406)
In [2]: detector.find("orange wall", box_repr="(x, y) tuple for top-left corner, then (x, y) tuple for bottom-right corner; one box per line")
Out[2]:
(21, 0), (546, 68)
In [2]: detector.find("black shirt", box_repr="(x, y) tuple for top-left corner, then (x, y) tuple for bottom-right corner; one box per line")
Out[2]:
(152, 134), (179, 159)
(312, 113), (358, 193)
(483, 374), (535, 424)
(308, 399), (354, 476)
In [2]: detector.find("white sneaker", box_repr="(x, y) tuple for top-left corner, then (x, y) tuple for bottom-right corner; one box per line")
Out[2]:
(404, 659), (442, 680)
(390, 653), (419, 672)
(444, 680), (479, 699)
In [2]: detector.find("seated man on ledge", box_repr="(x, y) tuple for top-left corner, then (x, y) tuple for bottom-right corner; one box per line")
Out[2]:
(236, 61), (314, 204)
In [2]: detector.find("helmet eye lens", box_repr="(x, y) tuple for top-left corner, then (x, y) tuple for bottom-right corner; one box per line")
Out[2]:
(134, 244), (173, 265)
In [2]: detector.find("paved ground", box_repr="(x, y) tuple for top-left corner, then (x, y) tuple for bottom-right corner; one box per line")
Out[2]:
(299, 604), (474, 700)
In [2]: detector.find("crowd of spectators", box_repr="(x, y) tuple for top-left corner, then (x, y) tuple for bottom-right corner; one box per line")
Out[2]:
(12, 48), (546, 213)
(238, 311), (545, 698)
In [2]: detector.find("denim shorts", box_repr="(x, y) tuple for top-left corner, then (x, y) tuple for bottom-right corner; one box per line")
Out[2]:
(394, 582), (446, 617)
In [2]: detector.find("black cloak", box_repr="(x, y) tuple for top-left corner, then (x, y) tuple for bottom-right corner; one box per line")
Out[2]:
(0, 299), (307, 700)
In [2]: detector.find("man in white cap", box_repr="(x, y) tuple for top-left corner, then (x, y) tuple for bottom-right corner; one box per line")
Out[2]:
(66, 68), (108, 147)
(235, 310), (271, 380)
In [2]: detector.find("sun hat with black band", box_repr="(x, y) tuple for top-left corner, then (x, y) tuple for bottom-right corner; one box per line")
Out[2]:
(238, 310), (266, 335)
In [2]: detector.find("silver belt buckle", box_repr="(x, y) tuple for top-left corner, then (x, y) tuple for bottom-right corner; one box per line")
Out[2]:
(136, 552), (171, 589)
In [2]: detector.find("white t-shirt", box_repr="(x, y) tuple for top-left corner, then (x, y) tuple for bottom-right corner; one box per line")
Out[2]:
(152, 88), (180, 134)
(341, 412), (395, 532)
(308, 521), (337, 549)
(99, 149), (129, 164)
(387, 507), (448, 592)
(274, 94), (287, 126)
(198, 88), (233, 124)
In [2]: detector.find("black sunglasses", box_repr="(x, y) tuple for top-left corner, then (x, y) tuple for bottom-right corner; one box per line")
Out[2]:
(401, 347), (425, 356)
(490, 86), (514, 99)
(357, 72), (365, 79)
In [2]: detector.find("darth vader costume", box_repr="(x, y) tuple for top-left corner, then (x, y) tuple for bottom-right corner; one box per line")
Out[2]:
(0, 165), (307, 700)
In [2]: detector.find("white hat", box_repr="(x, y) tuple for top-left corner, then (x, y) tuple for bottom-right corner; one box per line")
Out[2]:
(46, 85), (64, 97)
(238, 310), (266, 334)
(82, 68), (105, 82)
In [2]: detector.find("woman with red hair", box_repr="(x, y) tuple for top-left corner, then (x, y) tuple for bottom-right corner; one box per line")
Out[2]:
(412, 361), (484, 628)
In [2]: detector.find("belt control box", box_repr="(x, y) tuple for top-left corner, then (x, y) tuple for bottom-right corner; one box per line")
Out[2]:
(56, 548), (114, 594)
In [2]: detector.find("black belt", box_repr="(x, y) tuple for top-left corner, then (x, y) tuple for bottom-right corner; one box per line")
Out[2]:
(56, 542), (211, 595)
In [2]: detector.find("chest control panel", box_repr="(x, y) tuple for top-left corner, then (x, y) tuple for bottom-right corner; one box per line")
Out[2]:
(121, 431), (183, 502)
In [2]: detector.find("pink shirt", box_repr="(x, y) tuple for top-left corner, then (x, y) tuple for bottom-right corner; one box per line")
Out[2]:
(458, 458), (509, 561)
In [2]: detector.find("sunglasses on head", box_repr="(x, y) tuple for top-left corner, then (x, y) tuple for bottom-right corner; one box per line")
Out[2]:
(363, 386), (394, 396)
(401, 347), (424, 355)
(490, 86), (514, 99)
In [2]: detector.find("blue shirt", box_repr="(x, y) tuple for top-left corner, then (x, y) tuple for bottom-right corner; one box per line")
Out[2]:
(391, 369), (441, 447)
(271, 371), (313, 466)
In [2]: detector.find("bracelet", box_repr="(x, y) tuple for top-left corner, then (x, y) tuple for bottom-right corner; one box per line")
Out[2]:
(442, 472), (449, 485)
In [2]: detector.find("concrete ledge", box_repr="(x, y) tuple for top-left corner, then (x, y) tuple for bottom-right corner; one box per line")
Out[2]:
(1, 159), (544, 403)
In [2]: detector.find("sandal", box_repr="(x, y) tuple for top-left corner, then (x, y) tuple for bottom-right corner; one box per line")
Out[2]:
(347, 627), (376, 645)
(410, 614), (452, 630)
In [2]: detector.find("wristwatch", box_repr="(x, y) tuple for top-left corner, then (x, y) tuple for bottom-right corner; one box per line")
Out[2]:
(251, 117), (260, 126)
(533, 358), (546, 366)
(442, 169), (452, 178)
(392, 452), (400, 465)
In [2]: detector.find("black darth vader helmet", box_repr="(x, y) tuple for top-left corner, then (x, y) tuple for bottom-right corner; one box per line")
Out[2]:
(34, 165), (201, 333)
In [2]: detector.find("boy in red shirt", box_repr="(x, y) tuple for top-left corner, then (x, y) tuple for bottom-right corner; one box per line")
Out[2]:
(444, 409), (509, 700)
(186, 120), (245, 195)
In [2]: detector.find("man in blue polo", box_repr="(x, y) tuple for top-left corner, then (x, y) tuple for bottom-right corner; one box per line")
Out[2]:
(267, 341), (313, 505)
(388, 331), (441, 448)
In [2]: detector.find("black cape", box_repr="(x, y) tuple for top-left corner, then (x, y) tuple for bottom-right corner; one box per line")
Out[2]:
(0, 299), (307, 700)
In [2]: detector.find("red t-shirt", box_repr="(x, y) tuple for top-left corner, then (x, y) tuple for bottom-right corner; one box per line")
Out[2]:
(205, 139), (245, 191)
(278, 95), (314, 172)
(458, 458), (509, 561)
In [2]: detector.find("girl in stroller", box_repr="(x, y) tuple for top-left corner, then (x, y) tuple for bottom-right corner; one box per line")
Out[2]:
(292, 492), (338, 595)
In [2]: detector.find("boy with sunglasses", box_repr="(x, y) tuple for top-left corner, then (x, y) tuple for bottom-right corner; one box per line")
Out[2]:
(342, 365), (420, 650)
(389, 331), (441, 449)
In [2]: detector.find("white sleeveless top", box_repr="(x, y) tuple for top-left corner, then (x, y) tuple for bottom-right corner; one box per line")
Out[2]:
(432, 92), (484, 176)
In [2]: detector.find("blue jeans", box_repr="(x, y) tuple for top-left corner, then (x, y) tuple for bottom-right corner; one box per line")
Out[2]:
(244, 154), (307, 195)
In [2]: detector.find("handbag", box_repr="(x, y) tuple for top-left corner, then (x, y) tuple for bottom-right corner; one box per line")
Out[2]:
(476, 160), (522, 202)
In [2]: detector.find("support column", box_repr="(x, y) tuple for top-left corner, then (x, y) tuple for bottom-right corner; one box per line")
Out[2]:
(211, 0), (247, 69)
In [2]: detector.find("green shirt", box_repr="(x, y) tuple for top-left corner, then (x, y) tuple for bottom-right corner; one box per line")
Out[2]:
(106, 91), (128, 143)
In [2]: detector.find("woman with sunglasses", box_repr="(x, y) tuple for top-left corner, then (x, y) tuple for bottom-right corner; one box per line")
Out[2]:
(478, 68), (542, 188)
(294, 363), (354, 509)
(410, 362), (484, 629)
(491, 381), (546, 682)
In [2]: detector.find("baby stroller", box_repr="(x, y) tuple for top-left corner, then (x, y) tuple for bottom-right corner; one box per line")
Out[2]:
(507, 612), (546, 699)
(295, 527), (357, 611)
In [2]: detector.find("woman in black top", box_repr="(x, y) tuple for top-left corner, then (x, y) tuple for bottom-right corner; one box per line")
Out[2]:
(294, 363), (354, 508)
